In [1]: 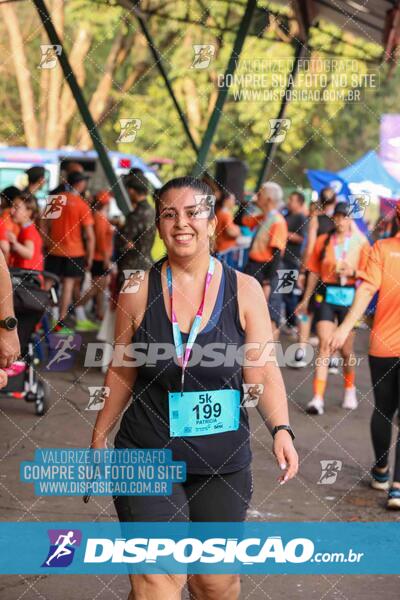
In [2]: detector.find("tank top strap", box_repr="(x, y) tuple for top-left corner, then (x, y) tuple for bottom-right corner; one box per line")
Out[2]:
(146, 257), (166, 311)
(219, 260), (244, 335)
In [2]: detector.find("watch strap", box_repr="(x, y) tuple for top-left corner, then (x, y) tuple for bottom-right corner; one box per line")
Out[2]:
(272, 425), (295, 441)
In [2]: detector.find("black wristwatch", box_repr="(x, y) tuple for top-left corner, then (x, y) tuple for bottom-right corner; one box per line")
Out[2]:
(272, 425), (295, 441)
(0, 316), (18, 331)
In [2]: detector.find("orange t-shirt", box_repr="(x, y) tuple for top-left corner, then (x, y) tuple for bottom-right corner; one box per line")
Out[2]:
(215, 208), (237, 252)
(0, 208), (20, 237)
(307, 231), (370, 285)
(360, 233), (400, 357)
(48, 192), (94, 258)
(93, 212), (114, 261)
(243, 210), (288, 262)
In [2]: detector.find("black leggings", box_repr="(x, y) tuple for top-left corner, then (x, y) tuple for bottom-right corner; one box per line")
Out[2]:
(369, 356), (400, 482)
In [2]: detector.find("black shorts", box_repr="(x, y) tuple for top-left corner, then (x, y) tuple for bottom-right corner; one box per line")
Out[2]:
(245, 259), (282, 326)
(114, 465), (253, 523)
(45, 254), (85, 279)
(244, 258), (268, 285)
(314, 301), (349, 325)
(91, 259), (109, 277)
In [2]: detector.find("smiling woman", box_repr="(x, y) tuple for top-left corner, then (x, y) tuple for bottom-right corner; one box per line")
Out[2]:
(90, 177), (298, 600)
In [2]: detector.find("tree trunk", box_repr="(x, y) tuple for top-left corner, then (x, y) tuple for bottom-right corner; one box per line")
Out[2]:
(2, 3), (40, 147)
(45, 0), (65, 149)
(75, 29), (129, 149)
(39, 28), (50, 145)
(55, 26), (93, 147)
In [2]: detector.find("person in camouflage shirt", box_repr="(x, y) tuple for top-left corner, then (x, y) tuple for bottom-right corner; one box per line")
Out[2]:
(116, 170), (156, 291)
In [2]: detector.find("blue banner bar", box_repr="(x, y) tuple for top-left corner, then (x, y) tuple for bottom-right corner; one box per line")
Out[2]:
(0, 522), (399, 574)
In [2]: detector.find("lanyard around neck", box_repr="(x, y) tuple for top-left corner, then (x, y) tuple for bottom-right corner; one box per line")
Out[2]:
(166, 256), (215, 393)
(333, 233), (350, 262)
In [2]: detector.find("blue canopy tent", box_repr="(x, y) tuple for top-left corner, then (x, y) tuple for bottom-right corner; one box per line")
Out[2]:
(306, 150), (400, 237)
(338, 150), (400, 199)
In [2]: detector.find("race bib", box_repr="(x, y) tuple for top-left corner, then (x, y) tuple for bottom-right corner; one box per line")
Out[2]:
(168, 389), (240, 437)
(325, 285), (355, 307)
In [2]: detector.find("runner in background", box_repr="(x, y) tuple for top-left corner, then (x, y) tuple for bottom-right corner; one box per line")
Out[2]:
(330, 203), (400, 510)
(214, 190), (241, 253)
(49, 161), (84, 196)
(75, 190), (114, 322)
(243, 182), (288, 340)
(23, 166), (46, 200)
(44, 172), (95, 334)
(281, 191), (308, 336)
(296, 202), (370, 415)
(293, 189), (337, 368)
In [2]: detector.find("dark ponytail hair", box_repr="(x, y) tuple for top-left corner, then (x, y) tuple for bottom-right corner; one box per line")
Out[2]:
(320, 230), (335, 261)
(154, 176), (215, 221)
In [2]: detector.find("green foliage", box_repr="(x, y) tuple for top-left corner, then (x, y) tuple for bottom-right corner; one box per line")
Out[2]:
(1, 0), (398, 189)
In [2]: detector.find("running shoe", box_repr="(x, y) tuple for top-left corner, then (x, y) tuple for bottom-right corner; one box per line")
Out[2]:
(281, 325), (298, 338)
(387, 487), (400, 509)
(75, 319), (100, 332)
(328, 356), (340, 374)
(342, 387), (358, 410)
(53, 322), (75, 335)
(370, 466), (390, 491)
(306, 396), (324, 415)
(286, 347), (307, 368)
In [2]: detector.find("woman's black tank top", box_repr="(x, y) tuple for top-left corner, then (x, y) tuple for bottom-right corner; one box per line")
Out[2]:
(115, 258), (252, 474)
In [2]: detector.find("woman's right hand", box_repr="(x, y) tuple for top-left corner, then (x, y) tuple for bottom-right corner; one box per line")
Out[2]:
(91, 437), (108, 450)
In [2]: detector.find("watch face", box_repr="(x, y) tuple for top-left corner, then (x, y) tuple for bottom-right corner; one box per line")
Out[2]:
(6, 317), (18, 330)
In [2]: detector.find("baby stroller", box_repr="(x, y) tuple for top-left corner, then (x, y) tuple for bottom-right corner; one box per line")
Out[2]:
(1, 268), (58, 416)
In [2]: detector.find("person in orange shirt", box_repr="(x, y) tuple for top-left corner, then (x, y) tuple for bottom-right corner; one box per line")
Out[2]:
(243, 182), (288, 339)
(214, 191), (241, 253)
(330, 202), (400, 510)
(44, 172), (95, 333)
(76, 190), (114, 321)
(0, 219), (9, 260)
(0, 186), (21, 257)
(296, 202), (370, 416)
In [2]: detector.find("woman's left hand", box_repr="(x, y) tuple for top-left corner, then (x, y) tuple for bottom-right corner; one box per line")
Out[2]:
(273, 430), (299, 485)
(337, 260), (354, 277)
